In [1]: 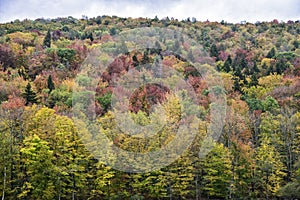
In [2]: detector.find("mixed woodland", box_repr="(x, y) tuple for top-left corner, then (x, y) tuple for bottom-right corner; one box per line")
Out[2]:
(0, 16), (300, 199)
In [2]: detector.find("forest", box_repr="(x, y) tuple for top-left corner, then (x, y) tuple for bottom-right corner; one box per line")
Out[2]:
(0, 16), (300, 199)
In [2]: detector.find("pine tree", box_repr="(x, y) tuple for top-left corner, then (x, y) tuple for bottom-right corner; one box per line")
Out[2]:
(132, 55), (139, 67)
(141, 49), (150, 65)
(253, 61), (260, 73)
(47, 75), (55, 93)
(250, 73), (259, 86)
(43, 30), (51, 48)
(266, 47), (276, 58)
(88, 32), (94, 42)
(23, 83), (37, 105)
(210, 43), (219, 59)
(187, 49), (195, 62)
(173, 40), (180, 54)
(223, 55), (232, 72)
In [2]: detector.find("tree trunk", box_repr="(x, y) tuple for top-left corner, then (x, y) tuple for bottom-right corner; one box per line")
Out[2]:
(266, 173), (269, 200)
(9, 128), (13, 192)
(168, 170), (172, 200)
(2, 167), (6, 200)
(72, 173), (75, 200)
(58, 175), (61, 200)
(195, 173), (199, 200)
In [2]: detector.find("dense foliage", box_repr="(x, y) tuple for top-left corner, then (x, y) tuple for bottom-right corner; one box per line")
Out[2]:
(0, 16), (300, 199)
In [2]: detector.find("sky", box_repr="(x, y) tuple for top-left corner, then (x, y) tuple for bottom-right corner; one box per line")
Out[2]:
(0, 0), (299, 23)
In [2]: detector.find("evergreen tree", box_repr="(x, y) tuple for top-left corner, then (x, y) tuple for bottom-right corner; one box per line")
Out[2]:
(141, 49), (150, 65)
(187, 49), (195, 62)
(250, 73), (259, 86)
(223, 55), (232, 72)
(209, 43), (219, 59)
(173, 40), (180, 54)
(278, 159), (300, 199)
(266, 47), (276, 58)
(23, 83), (37, 105)
(252, 61), (260, 73)
(233, 77), (241, 92)
(43, 30), (51, 48)
(154, 41), (162, 51)
(47, 75), (55, 93)
(88, 32), (94, 42)
(132, 55), (139, 67)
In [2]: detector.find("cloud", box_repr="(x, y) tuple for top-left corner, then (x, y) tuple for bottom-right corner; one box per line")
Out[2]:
(0, 0), (299, 23)
(161, 0), (300, 22)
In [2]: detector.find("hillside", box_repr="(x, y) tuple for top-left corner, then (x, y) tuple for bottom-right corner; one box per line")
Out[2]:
(0, 16), (300, 199)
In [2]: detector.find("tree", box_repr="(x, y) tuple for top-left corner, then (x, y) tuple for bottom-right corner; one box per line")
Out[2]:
(209, 43), (219, 59)
(56, 48), (76, 67)
(202, 143), (233, 199)
(23, 83), (37, 105)
(91, 162), (115, 199)
(88, 32), (94, 42)
(278, 159), (300, 199)
(266, 47), (276, 58)
(278, 110), (300, 182)
(47, 75), (55, 93)
(187, 49), (195, 62)
(132, 55), (139, 67)
(43, 30), (51, 48)
(0, 95), (25, 198)
(256, 135), (286, 199)
(173, 40), (180, 54)
(109, 27), (117, 36)
(25, 107), (90, 199)
(165, 155), (194, 199)
(250, 73), (259, 86)
(19, 134), (55, 200)
(222, 55), (232, 72)
(256, 112), (286, 199)
(278, 181), (300, 199)
(141, 50), (150, 65)
(229, 140), (256, 198)
(0, 44), (15, 70)
(262, 96), (279, 113)
(97, 92), (112, 112)
(53, 114), (90, 200)
(142, 170), (167, 199)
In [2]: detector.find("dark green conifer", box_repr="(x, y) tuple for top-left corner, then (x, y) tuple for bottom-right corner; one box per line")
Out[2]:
(23, 83), (37, 105)
(47, 75), (55, 93)
(43, 30), (51, 48)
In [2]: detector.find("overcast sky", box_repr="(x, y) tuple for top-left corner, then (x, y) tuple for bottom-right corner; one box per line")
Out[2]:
(0, 0), (299, 23)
